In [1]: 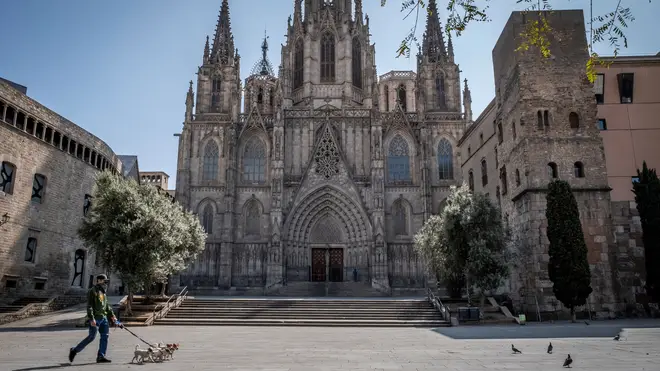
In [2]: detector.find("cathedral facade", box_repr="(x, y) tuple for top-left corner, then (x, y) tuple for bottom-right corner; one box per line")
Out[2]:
(173, 0), (470, 295)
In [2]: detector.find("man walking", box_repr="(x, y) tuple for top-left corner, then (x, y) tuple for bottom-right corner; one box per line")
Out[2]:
(68, 274), (122, 363)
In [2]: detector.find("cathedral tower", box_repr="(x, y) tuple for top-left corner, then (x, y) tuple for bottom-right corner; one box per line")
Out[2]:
(280, 0), (376, 108)
(416, 0), (462, 113)
(243, 32), (278, 114)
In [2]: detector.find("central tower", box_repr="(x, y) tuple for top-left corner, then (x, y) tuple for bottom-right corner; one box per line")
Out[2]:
(280, 0), (376, 109)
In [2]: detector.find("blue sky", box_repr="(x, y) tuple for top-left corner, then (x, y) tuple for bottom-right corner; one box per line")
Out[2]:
(1, 0), (658, 187)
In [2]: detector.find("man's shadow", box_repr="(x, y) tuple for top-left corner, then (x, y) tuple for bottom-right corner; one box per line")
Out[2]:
(13, 363), (123, 370)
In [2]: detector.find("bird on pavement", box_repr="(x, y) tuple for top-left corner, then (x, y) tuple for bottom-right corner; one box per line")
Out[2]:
(511, 344), (522, 354)
(547, 342), (553, 354)
(613, 334), (620, 341)
(563, 354), (573, 368)
(584, 320), (590, 325)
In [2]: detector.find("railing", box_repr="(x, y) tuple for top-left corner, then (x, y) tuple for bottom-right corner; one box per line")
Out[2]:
(144, 286), (189, 326)
(426, 287), (451, 323)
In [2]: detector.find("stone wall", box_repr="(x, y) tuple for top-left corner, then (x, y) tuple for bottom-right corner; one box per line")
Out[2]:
(610, 201), (647, 305)
(0, 81), (119, 300)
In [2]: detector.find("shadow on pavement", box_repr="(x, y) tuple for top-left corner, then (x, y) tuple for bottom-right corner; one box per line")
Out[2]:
(430, 320), (660, 340)
(12, 362), (97, 371)
(0, 322), (83, 333)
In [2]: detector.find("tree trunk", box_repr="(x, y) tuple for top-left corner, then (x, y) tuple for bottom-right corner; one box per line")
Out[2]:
(570, 307), (576, 323)
(160, 281), (166, 296)
(126, 287), (133, 317)
(465, 270), (471, 306)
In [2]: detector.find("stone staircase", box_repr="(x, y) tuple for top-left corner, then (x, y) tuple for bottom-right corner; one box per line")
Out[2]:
(269, 282), (387, 297)
(155, 297), (449, 327)
(0, 297), (49, 314)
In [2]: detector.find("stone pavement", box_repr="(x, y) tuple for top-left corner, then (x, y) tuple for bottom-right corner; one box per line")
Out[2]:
(0, 320), (659, 370)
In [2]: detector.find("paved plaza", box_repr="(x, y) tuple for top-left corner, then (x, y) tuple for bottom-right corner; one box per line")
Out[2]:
(1, 317), (659, 371)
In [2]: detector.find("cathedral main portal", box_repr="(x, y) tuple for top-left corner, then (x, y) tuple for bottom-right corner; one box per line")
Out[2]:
(311, 247), (344, 282)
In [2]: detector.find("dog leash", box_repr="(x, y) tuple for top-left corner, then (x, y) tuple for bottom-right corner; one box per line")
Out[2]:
(120, 325), (156, 348)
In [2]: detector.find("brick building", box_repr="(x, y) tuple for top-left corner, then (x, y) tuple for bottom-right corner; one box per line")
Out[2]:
(0, 79), (123, 300)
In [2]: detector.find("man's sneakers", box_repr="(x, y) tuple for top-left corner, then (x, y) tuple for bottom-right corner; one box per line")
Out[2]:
(68, 348), (77, 363)
(96, 356), (112, 363)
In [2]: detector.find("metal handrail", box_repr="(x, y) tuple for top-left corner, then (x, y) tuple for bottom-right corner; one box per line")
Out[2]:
(145, 286), (188, 326)
(426, 288), (451, 322)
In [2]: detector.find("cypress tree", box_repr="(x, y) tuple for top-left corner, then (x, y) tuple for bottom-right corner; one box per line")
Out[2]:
(546, 180), (593, 321)
(632, 161), (660, 303)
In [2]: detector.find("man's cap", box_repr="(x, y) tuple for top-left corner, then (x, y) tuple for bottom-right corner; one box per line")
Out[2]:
(96, 274), (109, 281)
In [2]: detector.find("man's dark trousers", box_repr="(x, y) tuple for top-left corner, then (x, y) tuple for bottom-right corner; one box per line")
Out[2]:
(73, 317), (110, 358)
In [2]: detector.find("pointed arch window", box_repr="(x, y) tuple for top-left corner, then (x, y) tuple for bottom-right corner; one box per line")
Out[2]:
(201, 204), (213, 234)
(436, 75), (446, 109)
(393, 201), (407, 236)
(352, 37), (362, 89)
(245, 201), (261, 237)
(320, 32), (336, 83)
(294, 38), (304, 90)
(384, 85), (390, 111)
(438, 138), (453, 180)
(481, 159), (488, 186)
(257, 87), (264, 104)
(242, 137), (266, 183)
(211, 79), (221, 108)
(468, 170), (474, 191)
(397, 84), (407, 112)
(202, 141), (219, 181)
(387, 135), (411, 184)
(269, 88), (274, 107)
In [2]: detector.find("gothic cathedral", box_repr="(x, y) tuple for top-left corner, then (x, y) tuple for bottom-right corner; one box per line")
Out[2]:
(173, 0), (472, 295)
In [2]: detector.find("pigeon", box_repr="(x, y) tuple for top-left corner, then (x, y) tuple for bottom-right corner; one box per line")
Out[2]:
(547, 342), (553, 354)
(511, 344), (522, 354)
(563, 354), (573, 368)
(613, 334), (620, 341)
(584, 320), (590, 325)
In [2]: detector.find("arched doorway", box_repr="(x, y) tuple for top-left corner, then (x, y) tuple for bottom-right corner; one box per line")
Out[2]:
(309, 214), (345, 282)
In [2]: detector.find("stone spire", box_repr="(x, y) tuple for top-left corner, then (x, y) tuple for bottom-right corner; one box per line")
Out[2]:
(463, 78), (472, 121)
(203, 35), (210, 64)
(422, 0), (447, 62)
(293, 0), (303, 27)
(354, 0), (363, 23)
(250, 30), (275, 76)
(447, 32), (454, 63)
(185, 80), (194, 121)
(211, 0), (235, 65)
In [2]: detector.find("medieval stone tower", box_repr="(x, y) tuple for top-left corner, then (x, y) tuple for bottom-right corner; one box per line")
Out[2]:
(173, 0), (469, 295)
(492, 10), (617, 312)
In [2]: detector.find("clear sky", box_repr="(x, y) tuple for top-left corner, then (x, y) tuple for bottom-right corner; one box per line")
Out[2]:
(1, 0), (658, 187)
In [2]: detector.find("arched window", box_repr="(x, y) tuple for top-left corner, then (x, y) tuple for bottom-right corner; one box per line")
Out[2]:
(387, 135), (411, 183)
(515, 169), (521, 186)
(202, 141), (219, 181)
(71, 249), (85, 287)
(548, 162), (558, 179)
(320, 32), (335, 82)
(352, 37), (362, 89)
(257, 87), (264, 104)
(574, 161), (585, 178)
(438, 138), (453, 180)
(393, 201), (407, 235)
(269, 88), (274, 106)
(569, 112), (580, 128)
(242, 137), (266, 183)
(397, 84), (407, 112)
(1, 161), (17, 195)
(245, 201), (261, 236)
(384, 85), (390, 111)
(202, 204), (213, 234)
(294, 38), (304, 89)
(480, 159), (488, 186)
(537, 110), (543, 129)
(436, 75), (446, 109)
(468, 170), (474, 191)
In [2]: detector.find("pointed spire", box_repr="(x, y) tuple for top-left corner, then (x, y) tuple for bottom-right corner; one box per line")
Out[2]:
(203, 35), (210, 64)
(185, 80), (194, 121)
(463, 78), (473, 121)
(447, 32), (454, 62)
(422, 0), (447, 63)
(250, 30), (275, 76)
(355, 0), (363, 23)
(211, 0), (235, 65)
(293, 0), (303, 27)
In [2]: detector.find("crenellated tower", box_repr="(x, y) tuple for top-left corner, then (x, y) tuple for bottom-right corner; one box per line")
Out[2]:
(416, 0), (462, 113)
(280, 0), (376, 108)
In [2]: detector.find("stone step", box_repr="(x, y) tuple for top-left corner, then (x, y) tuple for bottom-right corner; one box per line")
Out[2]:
(155, 318), (449, 327)
(171, 307), (437, 313)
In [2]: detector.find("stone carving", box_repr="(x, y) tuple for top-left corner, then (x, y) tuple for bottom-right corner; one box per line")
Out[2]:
(314, 125), (340, 179)
(274, 130), (282, 160)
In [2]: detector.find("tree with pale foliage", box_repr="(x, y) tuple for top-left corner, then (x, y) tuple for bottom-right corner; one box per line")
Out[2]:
(414, 184), (510, 304)
(382, 0), (652, 82)
(78, 171), (206, 314)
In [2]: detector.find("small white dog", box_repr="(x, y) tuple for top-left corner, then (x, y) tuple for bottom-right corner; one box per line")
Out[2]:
(131, 345), (154, 364)
(149, 344), (168, 362)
